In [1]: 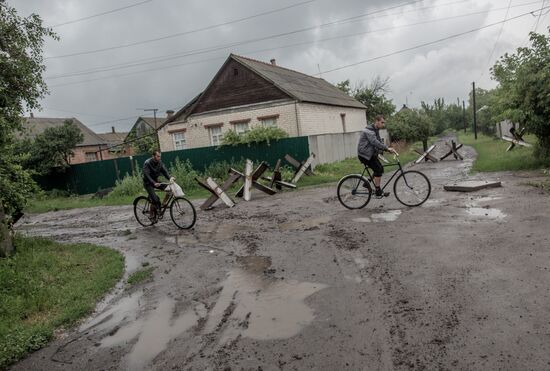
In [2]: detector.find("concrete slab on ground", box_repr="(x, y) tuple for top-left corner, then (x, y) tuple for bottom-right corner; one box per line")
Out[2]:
(444, 180), (502, 192)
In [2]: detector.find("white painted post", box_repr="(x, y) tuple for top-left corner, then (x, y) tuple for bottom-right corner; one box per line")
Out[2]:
(291, 153), (316, 183)
(244, 159), (253, 201)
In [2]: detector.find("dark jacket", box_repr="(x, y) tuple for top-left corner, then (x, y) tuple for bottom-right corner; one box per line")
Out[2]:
(143, 158), (170, 186)
(357, 125), (388, 160)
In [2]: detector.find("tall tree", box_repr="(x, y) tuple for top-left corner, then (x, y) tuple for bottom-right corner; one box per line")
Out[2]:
(24, 119), (84, 174)
(491, 29), (550, 159)
(337, 76), (396, 122)
(0, 1), (57, 256)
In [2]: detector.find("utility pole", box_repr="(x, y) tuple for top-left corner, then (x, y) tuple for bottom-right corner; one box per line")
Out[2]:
(462, 100), (466, 133)
(139, 108), (160, 150)
(472, 82), (478, 140)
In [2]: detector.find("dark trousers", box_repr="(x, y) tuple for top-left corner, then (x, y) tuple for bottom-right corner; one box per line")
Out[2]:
(358, 155), (384, 177)
(144, 183), (166, 209)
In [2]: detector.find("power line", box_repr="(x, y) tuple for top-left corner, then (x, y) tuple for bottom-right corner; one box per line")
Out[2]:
(50, 0), (152, 28)
(45, 0), (541, 81)
(316, 6), (550, 75)
(480, 0), (513, 79)
(535, 0), (547, 31)
(45, 0), (318, 59)
(48, 3), (544, 88)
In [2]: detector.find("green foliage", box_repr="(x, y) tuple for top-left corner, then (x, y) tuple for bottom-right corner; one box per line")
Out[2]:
(466, 88), (498, 135)
(491, 29), (550, 159)
(0, 3), (57, 220)
(202, 158), (246, 181)
(24, 119), (84, 174)
(169, 158), (200, 191)
(127, 267), (154, 286)
(337, 76), (396, 121)
(220, 126), (288, 146)
(421, 98), (464, 135)
(0, 235), (123, 368)
(127, 130), (157, 155)
(386, 109), (433, 143)
(107, 169), (143, 198)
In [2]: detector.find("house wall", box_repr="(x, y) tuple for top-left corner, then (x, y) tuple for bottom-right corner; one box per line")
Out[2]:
(159, 100), (298, 151)
(296, 103), (366, 136)
(70, 145), (112, 164)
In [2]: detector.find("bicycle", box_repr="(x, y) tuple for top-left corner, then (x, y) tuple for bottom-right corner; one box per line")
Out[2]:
(337, 154), (431, 209)
(133, 180), (196, 229)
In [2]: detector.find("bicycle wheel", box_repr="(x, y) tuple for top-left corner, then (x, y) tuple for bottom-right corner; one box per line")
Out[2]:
(393, 170), (431, 207)
(134, 196), (155, 227)
(170, 197), (196, 229)
(337, 174), (372, 209)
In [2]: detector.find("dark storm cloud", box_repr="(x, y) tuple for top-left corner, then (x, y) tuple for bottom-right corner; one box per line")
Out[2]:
(11, 0), (548, 132)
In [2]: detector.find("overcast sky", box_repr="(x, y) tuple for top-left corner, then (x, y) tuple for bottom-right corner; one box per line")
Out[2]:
(12, 0), (550, 133)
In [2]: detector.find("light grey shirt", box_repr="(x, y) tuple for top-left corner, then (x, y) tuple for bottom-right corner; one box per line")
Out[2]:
(357, 125), (388, 160)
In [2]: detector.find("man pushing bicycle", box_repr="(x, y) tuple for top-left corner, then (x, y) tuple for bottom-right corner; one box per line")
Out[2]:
(143, 150), (173, 217)
(357, 115), (398, 198)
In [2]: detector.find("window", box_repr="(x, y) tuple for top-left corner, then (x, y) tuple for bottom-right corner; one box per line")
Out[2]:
(260, 117), (277, 128)
(172, 131), (186, 150)
(85, 152), (98, 162)
(210, 126), (223, 146)
(234, 122), (249, 134)
(340, 113), (346, 133)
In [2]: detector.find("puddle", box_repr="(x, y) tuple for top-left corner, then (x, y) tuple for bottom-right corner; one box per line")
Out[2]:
(466, 207), (506, 219)
(80, 291), (143, 333)
(353, 210), (402, 223)
(466, 196), (503, 207)
(125, 254), (141, 273)
(204, 256), (327, 342)
(422, 199), (442, 208)
(100, 297), (206, 370)
(165, 223), (254, 246)
(279, 216), (332, 230)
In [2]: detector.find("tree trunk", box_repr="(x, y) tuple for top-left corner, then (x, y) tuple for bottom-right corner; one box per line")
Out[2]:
(0, 203), (14, 258)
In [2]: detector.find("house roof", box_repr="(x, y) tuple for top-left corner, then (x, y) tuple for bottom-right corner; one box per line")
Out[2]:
(231, 54), (366, 109)
(98, 132), (128, 146)
(21, 117), (106, 147)
(162, 54), (365, 127)
(139, 116), (164, 130)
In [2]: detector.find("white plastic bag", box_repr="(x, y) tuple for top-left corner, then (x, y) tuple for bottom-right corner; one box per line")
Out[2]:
(168, 182), (184, 197)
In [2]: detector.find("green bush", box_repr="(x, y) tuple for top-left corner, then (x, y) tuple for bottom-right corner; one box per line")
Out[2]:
(107, 170), (143, 198)
(221, 126), (288, 146)
(169, 158), (200, 192)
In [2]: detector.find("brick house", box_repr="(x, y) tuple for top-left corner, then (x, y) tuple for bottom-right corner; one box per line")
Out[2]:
(22, 116), (113, 164)
(97, 127), (134, 157)
(158, 54), (367, 151)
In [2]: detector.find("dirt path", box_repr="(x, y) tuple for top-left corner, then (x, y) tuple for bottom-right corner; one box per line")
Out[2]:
(13, 137), (550, 370)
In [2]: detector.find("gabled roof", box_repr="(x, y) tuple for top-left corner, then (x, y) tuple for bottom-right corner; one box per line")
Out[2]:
(98, 132), (128, 146)
(162, 54), (365, 127)
(138, 116), (164, 130)
(22, 117), (106, 147)
(231, 54), (366, 109)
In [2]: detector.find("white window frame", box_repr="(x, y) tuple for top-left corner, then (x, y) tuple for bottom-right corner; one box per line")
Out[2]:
(172, 131), (186, 150)
(234, 122), (249, 135)
(85, 152), (98, 162)
(209, 126), (223, 146)
(260, 117), (278, 128)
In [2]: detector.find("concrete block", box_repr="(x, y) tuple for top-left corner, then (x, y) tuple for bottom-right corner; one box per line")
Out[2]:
(444, 180), (502, 192)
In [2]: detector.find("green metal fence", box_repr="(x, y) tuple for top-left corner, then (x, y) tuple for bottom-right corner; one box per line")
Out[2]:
(35, 136), (310, 195)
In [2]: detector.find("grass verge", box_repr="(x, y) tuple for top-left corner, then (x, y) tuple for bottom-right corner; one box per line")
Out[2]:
(127, 266), (155, 286)
(26, 148), (418, 213)
(458, 131), (550, 172)
(0, 236), (124, 368)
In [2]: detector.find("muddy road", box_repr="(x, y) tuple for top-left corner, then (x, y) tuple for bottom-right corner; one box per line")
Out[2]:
(14, 139), (550, 370)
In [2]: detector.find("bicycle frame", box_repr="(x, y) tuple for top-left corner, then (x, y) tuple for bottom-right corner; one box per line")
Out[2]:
(359, 158), (412, 191)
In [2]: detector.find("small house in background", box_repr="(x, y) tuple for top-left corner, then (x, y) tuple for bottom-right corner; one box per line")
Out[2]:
(158, 54), (368, 151)
(97, 126), (133, 157)
(125, 115), (168, 150)
(22, 115), (112, 164)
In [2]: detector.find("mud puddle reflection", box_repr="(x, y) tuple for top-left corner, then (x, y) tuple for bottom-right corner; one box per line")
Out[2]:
(353, 210), (402, 223)
(205, 256), (328, 342)
(95, 294), (205, 370)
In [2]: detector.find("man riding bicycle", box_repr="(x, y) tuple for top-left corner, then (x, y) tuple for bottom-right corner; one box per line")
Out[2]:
(357, 115), (398, 198)
(143, 150), (173, 217)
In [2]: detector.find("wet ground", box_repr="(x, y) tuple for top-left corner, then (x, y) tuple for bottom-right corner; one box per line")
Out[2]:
(13, 137), (550, 370)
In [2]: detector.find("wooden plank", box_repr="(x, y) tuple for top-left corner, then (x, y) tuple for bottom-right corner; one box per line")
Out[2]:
(414, 144), (437, 164)
(291, 153), (316, 183)
(244, 159), (253, 201)
(502, 135), (532, 147)
(206, 177), (235, 207)
(270, 159), (281, 189)
(444, 180), (502, 192)
(284, 154), (314, 176)
(263, 177), (296, 189)
(235, 162), (269, 197)
(199, 172), (240, 210)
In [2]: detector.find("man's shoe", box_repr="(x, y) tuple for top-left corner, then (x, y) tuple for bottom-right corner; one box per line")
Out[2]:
(375, 189), (390, 198)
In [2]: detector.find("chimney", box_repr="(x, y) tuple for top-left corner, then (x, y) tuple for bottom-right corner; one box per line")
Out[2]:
(30, 112), (34, 118)
(166, 110), (174, 119)
(270, 58), (276, 66)
(111, 126), (115, 133)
